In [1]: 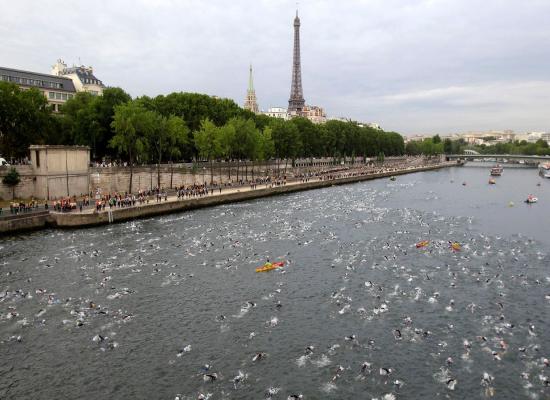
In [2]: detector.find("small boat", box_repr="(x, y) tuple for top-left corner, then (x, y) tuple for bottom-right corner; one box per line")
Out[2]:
(256, 261), (285, 273)
(416, 240), (429, 248)
(450, 242), (461, 252)
(389, 176), (396, 181)
(525, 195), (538, 204)
(539, 163), (550, 178)
(488, 178), (496, 185)
(490, 165), (503, 176)
(462, 182), (467, 186)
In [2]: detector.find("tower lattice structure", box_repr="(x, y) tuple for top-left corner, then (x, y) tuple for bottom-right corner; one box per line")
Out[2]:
(288, 11), (305, 116)
(244, 64), (259, 114)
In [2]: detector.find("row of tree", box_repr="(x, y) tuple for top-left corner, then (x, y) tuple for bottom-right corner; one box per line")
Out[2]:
(1, 81), (406, 191)
(471, 139), (550, 156)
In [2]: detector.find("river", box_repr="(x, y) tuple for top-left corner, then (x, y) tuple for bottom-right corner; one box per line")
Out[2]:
(1, 165), (549, 399)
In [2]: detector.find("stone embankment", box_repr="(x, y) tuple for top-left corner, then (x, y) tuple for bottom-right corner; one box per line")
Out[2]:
(0, 163), (453, 235)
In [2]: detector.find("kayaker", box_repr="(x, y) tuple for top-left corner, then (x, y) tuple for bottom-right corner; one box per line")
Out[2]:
(265, 258), (272, 268)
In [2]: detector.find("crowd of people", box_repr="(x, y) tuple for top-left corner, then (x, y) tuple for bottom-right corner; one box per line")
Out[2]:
(1, 157), (446, 217)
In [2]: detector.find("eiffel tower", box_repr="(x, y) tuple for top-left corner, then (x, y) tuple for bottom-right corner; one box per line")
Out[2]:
(288, 11), (305, 116)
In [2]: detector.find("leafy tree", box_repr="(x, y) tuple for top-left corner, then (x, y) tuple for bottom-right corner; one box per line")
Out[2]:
(443, 138), (453, 154)
(194, 118), (222, 184)
(270, 119), (301, 174)
(2, 167), (21, 200)
(0, 82), (51, 159)
(110, 101), (153, 193)
(165, 115), (189, 188)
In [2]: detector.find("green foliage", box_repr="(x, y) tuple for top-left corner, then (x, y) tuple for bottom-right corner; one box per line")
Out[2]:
(2, 167), (21, 199)
(469, 139), (550, 156)
(405, 138), (444, 155)
(1, 81), (407, 167)
(0, 82), (52, 159)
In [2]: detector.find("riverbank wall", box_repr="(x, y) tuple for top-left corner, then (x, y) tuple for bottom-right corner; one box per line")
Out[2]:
(0, 163), (453, 235)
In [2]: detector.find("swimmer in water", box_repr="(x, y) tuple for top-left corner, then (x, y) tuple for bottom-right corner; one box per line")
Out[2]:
(252, 352), (266, 362)
(203, 373), (217, 382)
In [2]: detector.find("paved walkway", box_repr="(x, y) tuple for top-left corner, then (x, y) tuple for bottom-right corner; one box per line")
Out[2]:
(54, 163), (446, 216)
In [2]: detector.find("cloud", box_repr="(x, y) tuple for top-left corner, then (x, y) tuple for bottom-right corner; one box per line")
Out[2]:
(1, 0), (549, 135)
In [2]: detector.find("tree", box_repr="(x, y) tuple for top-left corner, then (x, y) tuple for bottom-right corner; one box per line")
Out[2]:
(270, 119), (301, 174)
(443, 138), (453, 154)
(227, 117), (260, 181)
(165, 115), (189, 188)
(2, 167), (21, 200)
(194, 118), (222, 184)
(0, 82), (52, 159)
(259, 126), (275, 176)
(110, 101), (153, 193)
(432, 134), (441, 144)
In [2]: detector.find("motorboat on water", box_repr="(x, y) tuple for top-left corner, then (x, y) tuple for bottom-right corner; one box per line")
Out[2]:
(488, 178), (496, 185)
(256, 261), (285, 273)
(525, 195), (538, 204)
(539, 163), (550, 178)
(490, 165), (503, 176)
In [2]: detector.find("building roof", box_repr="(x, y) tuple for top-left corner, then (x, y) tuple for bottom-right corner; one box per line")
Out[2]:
(0, 66), (76, 92)
(63, 66), (104, 87)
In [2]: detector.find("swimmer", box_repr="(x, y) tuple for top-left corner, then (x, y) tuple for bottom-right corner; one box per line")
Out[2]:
(447, 378), (457, 390)
(203, 373), (217, 382)
(252, 352), (267, 362)
(361, 361), (372, 374)
(332, 365), (344, 381)
(380, 367), (392, 376)
(393, 329), (402, 340)
(305, 346), (315, 356)
(287, 395), (303, 400)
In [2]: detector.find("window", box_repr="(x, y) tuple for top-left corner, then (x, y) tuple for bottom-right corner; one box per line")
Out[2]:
(49, 92), (55, 99)
(68, 94), (73, 100)
(62, 93), (67, 100)
(21, 78), (27, 84)
(35, 150), (40, 167)
(55, 92), (61, 100)
(51, 104), (56, 112)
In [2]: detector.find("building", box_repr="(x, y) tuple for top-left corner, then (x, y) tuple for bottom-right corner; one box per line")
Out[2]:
(243, 64), (259, 113)
(0, 66), (76, 112)
(303, 105), (326, 124)
(29, 145), (90, 200)
(51, 59), (104, 96)
(288, 11), (306, 116)
(264, 107), (290, 120)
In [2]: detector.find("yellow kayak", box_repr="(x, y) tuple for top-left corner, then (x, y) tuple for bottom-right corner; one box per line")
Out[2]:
(451, 242), (461, 252)
(416, 240), (429, 248)
(256, 261), (285, 273)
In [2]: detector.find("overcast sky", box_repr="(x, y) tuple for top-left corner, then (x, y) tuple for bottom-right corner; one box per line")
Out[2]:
(2, 0), (549, 135)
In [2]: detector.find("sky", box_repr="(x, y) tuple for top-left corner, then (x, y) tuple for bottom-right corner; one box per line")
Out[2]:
(2, 0), (550, 135)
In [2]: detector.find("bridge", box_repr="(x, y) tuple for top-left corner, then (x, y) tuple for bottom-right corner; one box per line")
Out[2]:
(446, 153), (550, 165)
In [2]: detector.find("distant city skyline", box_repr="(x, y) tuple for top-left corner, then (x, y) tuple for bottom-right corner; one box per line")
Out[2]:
(2, 0), (549, 135)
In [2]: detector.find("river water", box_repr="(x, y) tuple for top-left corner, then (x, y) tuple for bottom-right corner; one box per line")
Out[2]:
(1, 165), (549, 400)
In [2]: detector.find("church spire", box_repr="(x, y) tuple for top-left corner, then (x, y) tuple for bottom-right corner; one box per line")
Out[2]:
(244, 64), (259, 114)
(248, 64), (254, 92)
